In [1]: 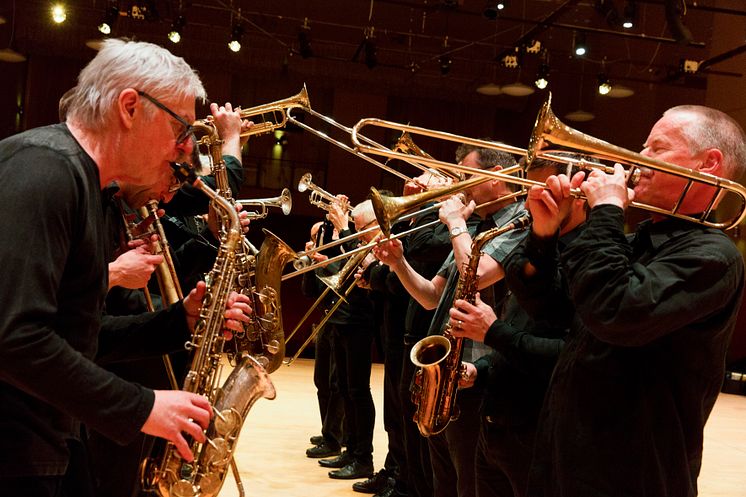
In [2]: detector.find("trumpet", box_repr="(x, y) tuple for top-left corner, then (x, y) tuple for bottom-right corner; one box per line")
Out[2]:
(236, 188), (292, 220)
(237, 85), (311, 138)
(298, 173), (352, 213)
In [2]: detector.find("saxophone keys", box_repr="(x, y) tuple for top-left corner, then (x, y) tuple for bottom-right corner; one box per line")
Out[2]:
(171, 479), (199, 497)
(214, 408), (241, 436)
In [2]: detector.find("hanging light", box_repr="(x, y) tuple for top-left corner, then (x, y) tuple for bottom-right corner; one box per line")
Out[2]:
(573, 31), (587, 57)
(483, 1), (506, 20)
(298, 18), (313, 59)
(168, 15), (186, 44)
(597, 73), (612, 95)
(622, 1), (636, 29)
(535, 63), (550, 90)
(51, 4), (67, 24)
(364, 32), (377, 69)
(228, 22), (244, 52)
(98, 5), (119, 35)
(439, 55), (452, 75)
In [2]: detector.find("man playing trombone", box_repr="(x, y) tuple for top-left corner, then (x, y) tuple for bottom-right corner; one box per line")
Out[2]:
(374, 145), (528, 497)
(514, 106), (746, 496)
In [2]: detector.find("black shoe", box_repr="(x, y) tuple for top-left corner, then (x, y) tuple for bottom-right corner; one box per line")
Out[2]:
(352, 470), (394, 494)
(372, 486), (396, 497)
(309, 434), (324, 446)
(306, 442), (341, 458)
(318, 450), (354, 468)
(328, 461), (375, 480)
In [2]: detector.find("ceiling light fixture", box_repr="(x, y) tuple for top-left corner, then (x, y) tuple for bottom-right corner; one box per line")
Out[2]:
(51, 4), (67, 24)
(535, 63), (550, 90)
(98, 5), (119, 35)
(622, 1), (636, 29)
(228, 21), (244, 52)
(573, 31), (587, 57)
(597, 73), (612, 95)
(363, 27), (377, 69)
(483, 1), (506, 20)
(439, 54), (452, 75)
(168, 15), (186, 44)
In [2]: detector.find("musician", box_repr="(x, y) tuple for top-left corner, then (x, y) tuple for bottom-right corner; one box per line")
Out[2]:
(447, 155), (588, 497)
(311, 198), (378, 480)
(374, 145), (528, 497)
(88, 101), (252, 497)
(301, 219), (347, 459)
(0, 39), (252, 497)
(517, 106), (745, 496)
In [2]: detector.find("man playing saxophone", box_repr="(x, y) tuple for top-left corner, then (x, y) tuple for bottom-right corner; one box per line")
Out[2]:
(0, 39), (252, 497)
(374, 145), (528, 497)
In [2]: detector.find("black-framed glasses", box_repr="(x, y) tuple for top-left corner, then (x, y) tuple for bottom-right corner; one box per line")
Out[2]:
(137, 90), (194, 144)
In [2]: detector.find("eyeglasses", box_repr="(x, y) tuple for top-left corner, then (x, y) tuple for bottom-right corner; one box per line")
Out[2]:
(137, 90), (194, 144)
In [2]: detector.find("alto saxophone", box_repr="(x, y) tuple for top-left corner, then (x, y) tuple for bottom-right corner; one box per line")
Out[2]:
(141, 172), (276, 497)
(194, 120), (295, 373)
(410, 215), (530, 436)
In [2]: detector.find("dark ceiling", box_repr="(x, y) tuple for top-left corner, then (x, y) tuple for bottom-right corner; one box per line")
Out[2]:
(3, 1), (746, 105)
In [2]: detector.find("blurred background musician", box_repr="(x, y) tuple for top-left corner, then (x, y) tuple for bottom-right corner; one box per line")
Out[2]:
(301, 219), (347, 460)
(448, 154), (588, 497)
(374, 145), (527, 497)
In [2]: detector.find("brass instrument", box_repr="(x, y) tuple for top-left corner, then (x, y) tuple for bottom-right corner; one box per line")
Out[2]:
(392, 131), (462, 181)
(236, 188), (292, 219)
(350, 99), (746, 230)
(527, 93), (746, 229)
(122, 200), (182, 390)
(410, 215), (531, 436)
(193, 119), (296, 373)
(284, 247), (372, 366)
(142, 172), (276, 497)
(297, 173), (353, 213)
(229, 85), (310, 138)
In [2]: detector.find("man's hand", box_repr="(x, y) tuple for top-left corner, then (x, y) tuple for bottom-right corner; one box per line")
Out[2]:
(448, 293), (496, 343)
(108, 241), (163, 290)
(458, 362), (477, 389)
(581, 163), (634, 210)
(438, 195), (475, 230)
(183, 282), (253, 338)
(327, 194), (350, 232)
(141, 390), (212, 462)
(372, 239), (404, 270)
(527, 171), (585, 239)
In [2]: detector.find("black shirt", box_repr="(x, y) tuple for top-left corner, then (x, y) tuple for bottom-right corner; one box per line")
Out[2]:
(0, 124), (190, 477)
(528, 205), (744, 497)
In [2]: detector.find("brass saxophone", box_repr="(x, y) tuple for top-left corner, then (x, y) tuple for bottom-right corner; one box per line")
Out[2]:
(142, 173), (276, 497)
(193, 120), (296, 373)
(410, 215), (530, 436)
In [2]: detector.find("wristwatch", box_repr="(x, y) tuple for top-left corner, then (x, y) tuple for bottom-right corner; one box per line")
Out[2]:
(449, 226), (468, 240)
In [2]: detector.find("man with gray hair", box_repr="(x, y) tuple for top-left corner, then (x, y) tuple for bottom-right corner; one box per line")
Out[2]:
(0, 39), (251, 496)
(521, 105), (746, 496)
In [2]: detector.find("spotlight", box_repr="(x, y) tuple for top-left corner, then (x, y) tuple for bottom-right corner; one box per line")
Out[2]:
(573, 31), (587, 57)
(595, 0), (619, 27)
(622, 1), (636, 29)
(168, 15), (186, 44)
(597, 73), (612, 95)
(298, 20), (313, 59)
(364, 36), (377, 69)
(98, 5), (119, 35)
(228, 23), (244, 52)
(535, 63), (550, 89)
(439, 55), (452, 75)
(51, 4), (67, 24)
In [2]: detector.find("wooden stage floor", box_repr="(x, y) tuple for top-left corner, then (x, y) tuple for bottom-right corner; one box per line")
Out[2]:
(221, 358), (746, 497)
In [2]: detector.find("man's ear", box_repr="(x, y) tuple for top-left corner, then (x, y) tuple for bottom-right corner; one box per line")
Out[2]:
(117, 89), (139, 130)
(698, 148), (723, 175)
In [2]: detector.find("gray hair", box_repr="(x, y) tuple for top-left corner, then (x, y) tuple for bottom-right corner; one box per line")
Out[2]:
(351, 199), (374, 224)
(664, 105), (746, 181)
(66, 38), (206, 129)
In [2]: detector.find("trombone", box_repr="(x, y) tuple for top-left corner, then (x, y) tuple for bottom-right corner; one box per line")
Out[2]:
(350, 97), (746, 230)
(297, 173), (353, 213)
(236, 188), (292, 220)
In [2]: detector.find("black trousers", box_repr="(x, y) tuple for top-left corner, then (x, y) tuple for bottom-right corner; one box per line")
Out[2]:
(313, 324), (345, 447)
(381, 324), (407, 493)
(427, 387), (483, 497)
(400, 339), (434, 497)
(475, 418), (536, 497)
(331, 321), (376, 465)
